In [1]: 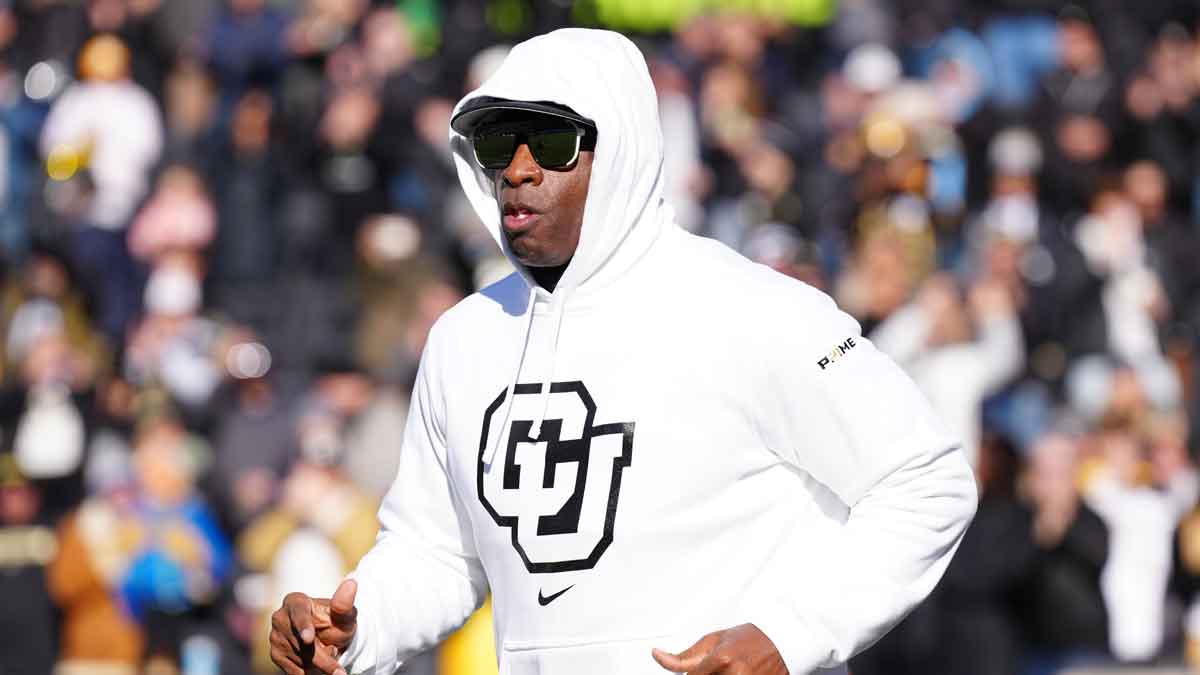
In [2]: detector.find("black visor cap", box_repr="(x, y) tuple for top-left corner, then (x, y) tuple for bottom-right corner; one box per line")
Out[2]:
(451, 96), (597, 137)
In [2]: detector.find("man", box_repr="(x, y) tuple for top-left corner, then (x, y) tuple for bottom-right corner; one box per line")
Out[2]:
(270, 29), (977, 675)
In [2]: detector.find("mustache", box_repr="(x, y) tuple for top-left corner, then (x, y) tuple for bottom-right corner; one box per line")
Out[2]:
(502, 199), (543, 215)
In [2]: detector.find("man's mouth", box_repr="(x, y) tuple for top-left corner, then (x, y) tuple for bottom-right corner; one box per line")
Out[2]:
(502, 202), (541, 233)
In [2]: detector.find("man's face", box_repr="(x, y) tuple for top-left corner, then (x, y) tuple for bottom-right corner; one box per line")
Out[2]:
(485, 117), (593, 268)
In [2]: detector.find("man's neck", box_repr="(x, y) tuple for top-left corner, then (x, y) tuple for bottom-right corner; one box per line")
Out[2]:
(530, 264), (569, 292)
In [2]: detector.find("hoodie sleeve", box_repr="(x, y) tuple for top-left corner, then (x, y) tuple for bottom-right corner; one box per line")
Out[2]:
(747, 285), (978, 675)
(339, 328), (489, 674)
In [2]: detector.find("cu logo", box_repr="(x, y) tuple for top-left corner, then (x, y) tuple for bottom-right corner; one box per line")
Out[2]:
(477, 381), (635, 573)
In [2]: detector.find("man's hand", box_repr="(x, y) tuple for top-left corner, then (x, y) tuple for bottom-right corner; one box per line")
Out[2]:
(652, 624), (788, 674)
(269, 579), (358, 675)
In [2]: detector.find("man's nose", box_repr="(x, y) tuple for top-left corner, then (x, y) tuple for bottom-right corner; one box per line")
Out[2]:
(502, 143), (543, 187)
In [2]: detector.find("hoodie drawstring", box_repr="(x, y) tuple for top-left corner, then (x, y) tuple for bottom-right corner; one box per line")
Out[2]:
(483, 285), (538, 465)
(530, 284), (572, 440)
(482, 282), (575, 466)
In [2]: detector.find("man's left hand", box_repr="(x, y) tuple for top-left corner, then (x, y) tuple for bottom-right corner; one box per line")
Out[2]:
(652, 624), (788, 674)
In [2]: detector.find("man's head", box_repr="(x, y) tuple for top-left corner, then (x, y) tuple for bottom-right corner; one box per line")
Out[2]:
(449, 29), (667, 294)
(452, 100), (596, 268)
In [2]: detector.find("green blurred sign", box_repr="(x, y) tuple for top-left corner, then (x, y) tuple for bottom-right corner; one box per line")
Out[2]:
(578, 0), (837, 31)
(397, 0), (441, 55)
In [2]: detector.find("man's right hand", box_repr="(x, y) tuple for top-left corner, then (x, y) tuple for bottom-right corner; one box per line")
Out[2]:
(270, 579), (358, 675)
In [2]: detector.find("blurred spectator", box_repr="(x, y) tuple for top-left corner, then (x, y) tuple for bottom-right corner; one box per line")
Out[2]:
(119, 416), (232, 663)
(383, 96), (462, 263)
(0, 454), (58, 674)
(361, 6), (417, 83)
(1016, 432), (1112, 675)
(206, 88), (282, 328)
(0, 249), (107, 382)
(983, 13), (1060, 111)
(1071, 187), (1180, 412)
(871, 273), (1024, 467)
(48, 440), (144, 672)
(741, 222), (825, 289)
(40, 33), (163, 340)
(128, 163), (217, 264)
(237, 446), (376, 667)
(10, 329), (88, 480)
(1122, 25), (1200, 208)
(162, 58), (219, 166)
(969, 127), (1075, 386)
(124, 251), (227, 413)
(653, 58), (705, 232)
(1037, 9), (1122, 216)
(836, 211), (934, 331)
(1126, 159), (1200, 336)
(209, 362), (288, 534)
(236, 379), (378, 673)
(205, 0), (291, 98)
(931, 435), (1034, 675)
(348, 256), (460, 495)
(287, 0), (370, 61)
(53, 403), (241, 675)
(341, 368), (409, 499)
(1083, 411), (1198, 662)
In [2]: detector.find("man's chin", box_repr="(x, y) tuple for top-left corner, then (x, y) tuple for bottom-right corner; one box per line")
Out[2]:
(510, 249), (540, 267)
(517, 255), (571, 272)
(510, 246), (551, 268)
(507, 238), (569, 269)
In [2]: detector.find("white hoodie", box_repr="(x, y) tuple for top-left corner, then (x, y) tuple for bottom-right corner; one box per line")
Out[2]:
(339, 29), (977, 675)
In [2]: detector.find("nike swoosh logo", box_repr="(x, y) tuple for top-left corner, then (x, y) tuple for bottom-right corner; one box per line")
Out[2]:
(537, 585), (574, 606)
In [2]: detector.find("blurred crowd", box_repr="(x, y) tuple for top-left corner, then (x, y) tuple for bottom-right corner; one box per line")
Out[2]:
(2, 0), (1200, 674)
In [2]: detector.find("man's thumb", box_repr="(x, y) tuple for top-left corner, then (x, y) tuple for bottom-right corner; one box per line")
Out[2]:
(330, 579), (358, 625)
(651, 632), (719, 672)
(651, 644), (704, 672)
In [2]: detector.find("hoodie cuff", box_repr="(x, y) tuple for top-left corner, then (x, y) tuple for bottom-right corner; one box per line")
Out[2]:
(337, 574), (375, 674)
(750, 603), (830, 675)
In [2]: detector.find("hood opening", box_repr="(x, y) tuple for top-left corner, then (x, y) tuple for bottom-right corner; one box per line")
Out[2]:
(452, 29), (673, 465)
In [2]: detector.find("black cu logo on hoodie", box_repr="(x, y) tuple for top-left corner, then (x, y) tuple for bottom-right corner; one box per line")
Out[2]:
(477, 381), (634, 573)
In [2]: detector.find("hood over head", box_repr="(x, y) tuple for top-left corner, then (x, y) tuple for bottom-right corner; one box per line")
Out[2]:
(450, 29), (673, 462)
(450, 28), (670, 298)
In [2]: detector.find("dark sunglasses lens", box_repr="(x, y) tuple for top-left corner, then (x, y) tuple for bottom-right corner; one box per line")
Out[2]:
(474, 133), (518, 170)
(528, 129), (579, 168)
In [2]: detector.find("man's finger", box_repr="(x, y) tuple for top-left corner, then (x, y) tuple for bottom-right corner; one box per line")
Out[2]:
(315, 625), (357, 652)
(269, 631), (304, 667)
(269, 645), (305, 675)
(272, 609), (301, 652)
(330, 579), (358, 630)
(285, 593), (317, 644)
(651, 633), (720, 672)
(310, 641), (346, 675)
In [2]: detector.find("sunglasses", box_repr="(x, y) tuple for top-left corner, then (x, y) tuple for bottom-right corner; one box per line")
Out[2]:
(472, 122), (596, 171)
